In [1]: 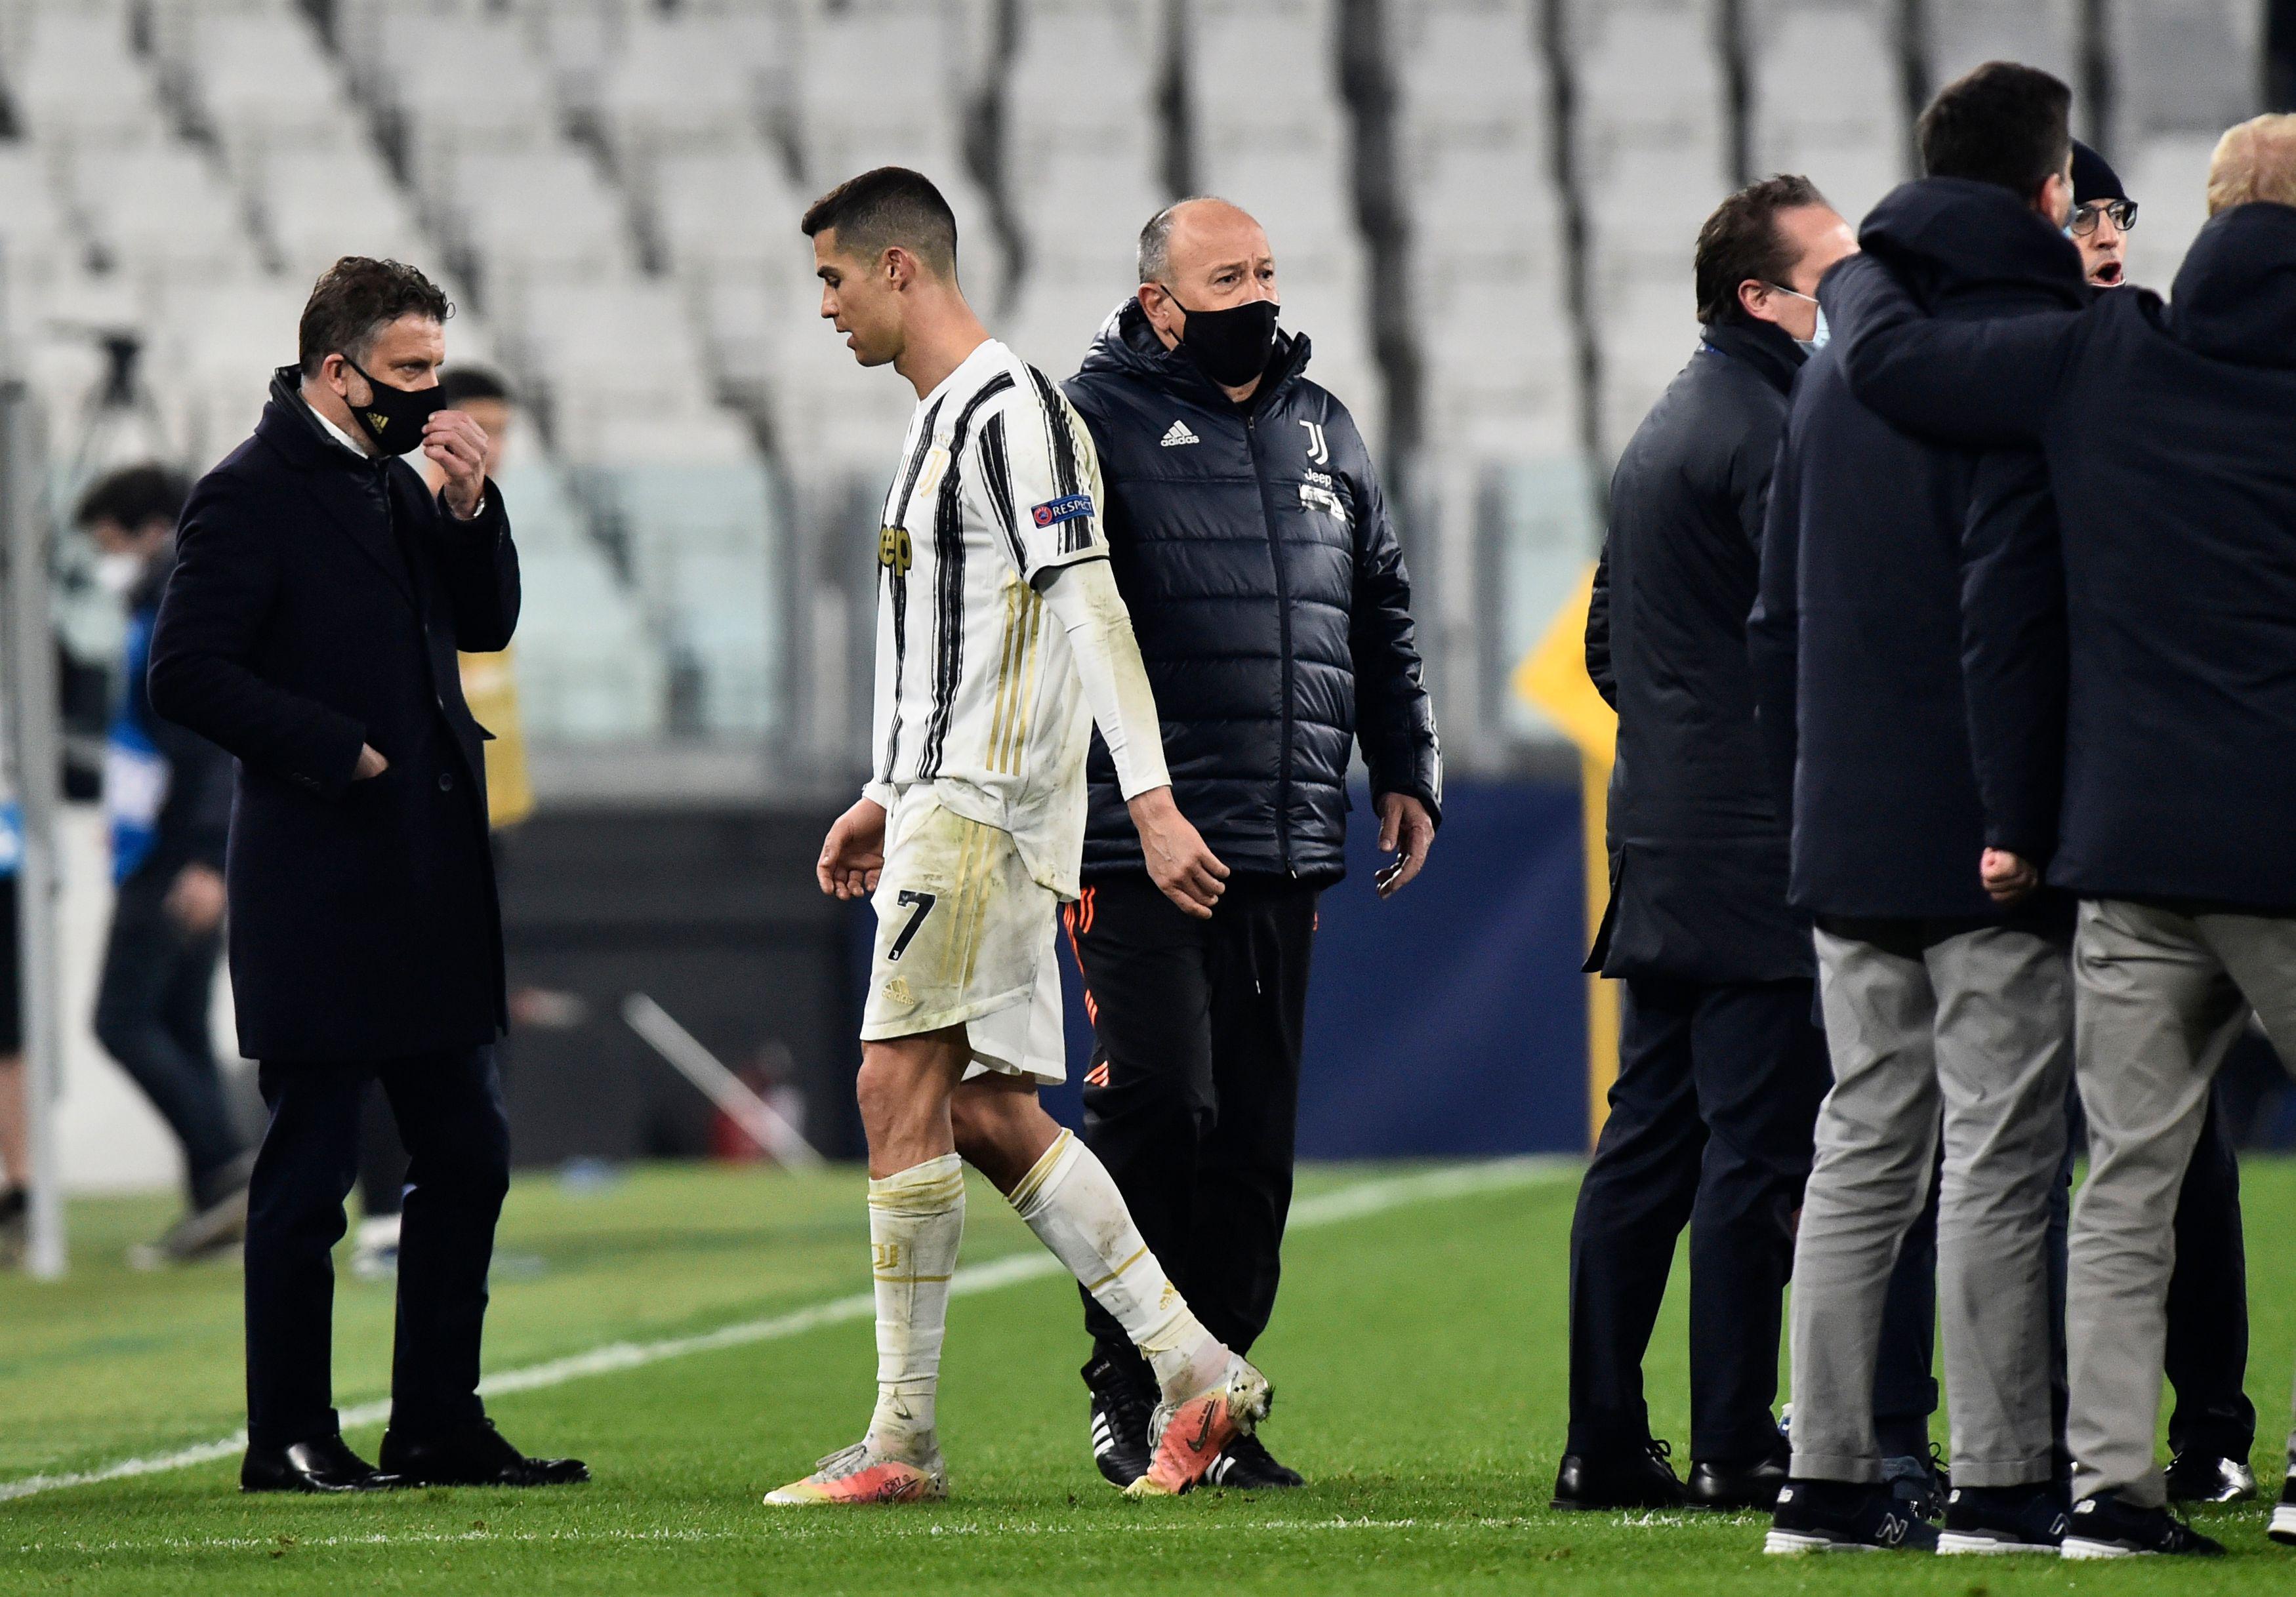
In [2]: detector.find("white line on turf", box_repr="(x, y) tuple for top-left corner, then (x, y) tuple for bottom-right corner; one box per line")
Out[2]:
(0, 1157), (1570, 1505)
(20, 1516), (1568, 1555)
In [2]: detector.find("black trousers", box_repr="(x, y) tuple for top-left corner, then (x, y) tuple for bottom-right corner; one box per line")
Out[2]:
(1567, 977), (1938, 1464)
(244, 1046), (509, 1448)
(359, 1081), (411, 1220)
(2047, 1082), (2253, 1463)
(92, 874), (243, 1205)
(1067, 872), (1316, 1371)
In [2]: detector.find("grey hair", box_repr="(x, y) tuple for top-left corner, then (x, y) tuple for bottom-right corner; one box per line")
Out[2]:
(1137, 196), (1229, 284)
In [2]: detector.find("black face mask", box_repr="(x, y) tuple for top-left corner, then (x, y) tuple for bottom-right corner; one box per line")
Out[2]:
(340, 355), (445, 456)
(1166, 293), (1279, 388)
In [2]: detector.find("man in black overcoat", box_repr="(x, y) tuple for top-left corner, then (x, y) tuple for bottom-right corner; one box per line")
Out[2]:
(149, 257), (583, 1493)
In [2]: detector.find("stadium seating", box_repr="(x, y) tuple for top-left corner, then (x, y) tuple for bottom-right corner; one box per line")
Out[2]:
(2107, 0), (2263, 291)
(1744, 0), (1908, 222)
(0, 0), (2273, 777)
(1923, 0), (2081, 92)
(1568, 0), (1732, 455)
(1000, 0), (1167, 374)
(1188, 0), (1381, 448)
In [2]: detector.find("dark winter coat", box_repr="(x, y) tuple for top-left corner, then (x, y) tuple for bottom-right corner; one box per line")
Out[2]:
(1828, 199), (2296, 911)
(1587, 319), (1812, 982)
(1062, 302), (1442, 883)
(1747, 178), (2086, 920)
(148, 368), (518, 1062)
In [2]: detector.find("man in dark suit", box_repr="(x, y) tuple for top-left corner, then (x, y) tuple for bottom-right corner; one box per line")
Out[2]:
(1563, 175), (1941, 1517)
(150, 257), (583, 1493)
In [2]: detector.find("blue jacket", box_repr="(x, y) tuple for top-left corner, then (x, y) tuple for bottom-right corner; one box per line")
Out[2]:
(111, 548), (234, 889)
(1588, 320), (1812, 981)
(1062, 302), (1441, 883)
(1748, 178), (2086, 920)
(1829, 200), (2296, 911)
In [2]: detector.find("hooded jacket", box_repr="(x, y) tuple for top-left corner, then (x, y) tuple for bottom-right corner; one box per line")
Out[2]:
(1586, 319), (1813, 981)
(1747, 178), (2086, 920)
(1828, 200), (2296, 911)
(1061, 301), (1441, 883)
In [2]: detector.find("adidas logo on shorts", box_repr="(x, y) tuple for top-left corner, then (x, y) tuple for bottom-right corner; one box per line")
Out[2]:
(1160, 420), (1200, 447)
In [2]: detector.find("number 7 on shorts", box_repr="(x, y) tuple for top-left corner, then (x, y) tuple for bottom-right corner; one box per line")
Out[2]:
(887, 889), (937, 961)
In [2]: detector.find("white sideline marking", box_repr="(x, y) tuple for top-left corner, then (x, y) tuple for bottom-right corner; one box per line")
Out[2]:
(18, 1516), (1567, 1555)
(0, 1158), (1569, 1505)
(16, 1516), (1576, 1555)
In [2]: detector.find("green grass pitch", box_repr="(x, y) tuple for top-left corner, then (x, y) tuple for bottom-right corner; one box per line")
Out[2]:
(3, 1156), (2294, 1593)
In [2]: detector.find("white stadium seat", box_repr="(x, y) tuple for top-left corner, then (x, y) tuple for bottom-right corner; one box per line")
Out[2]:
(1924, 0), (2080, 94)
(1746, 1), (1908, 221)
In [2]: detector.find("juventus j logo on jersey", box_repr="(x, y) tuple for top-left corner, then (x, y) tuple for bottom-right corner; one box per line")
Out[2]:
(1299, 418), (1328, 465)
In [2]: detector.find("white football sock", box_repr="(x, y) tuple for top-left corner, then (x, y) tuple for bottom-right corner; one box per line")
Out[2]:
(864, 1153), (966, 1460)
(1008, 1130), (1224, 1401)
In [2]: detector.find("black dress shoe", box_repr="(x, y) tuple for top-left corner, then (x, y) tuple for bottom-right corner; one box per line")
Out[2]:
(1687, 1451), (1788, 1511)
(241, 1433), (402, 1493)
(1206, 1433), (1305, 1489)
(2165, 1447), (2258, 1504)
(1551, 1440), (1684, 1510)
(379, 1419), (588, 1487)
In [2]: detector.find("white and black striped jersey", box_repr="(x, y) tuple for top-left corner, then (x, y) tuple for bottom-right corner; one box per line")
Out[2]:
(864, 338), (1110, 896)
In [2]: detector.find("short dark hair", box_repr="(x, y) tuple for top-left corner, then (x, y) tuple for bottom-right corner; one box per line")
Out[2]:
(1693, 174), (1829, 326)
(75, 463), (189, 533)
(438, 366), (510, 408)
(800, 167), (958, 278)
(1917, 62), (2074, 198)
(297, 256), (452, 376)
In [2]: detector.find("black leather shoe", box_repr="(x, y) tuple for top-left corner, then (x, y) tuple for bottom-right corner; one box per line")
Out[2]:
(241, 1433), (401, 1493)
(2165, 1448), (2258, 1504)
(379, 1419), (588, 1487)
(1206, 1433), (1305, 1489)
(1082, 1352), (1155, 1489)
(1552, 1440), (1685, 1510)
(1687, 1451), (1788, 1511)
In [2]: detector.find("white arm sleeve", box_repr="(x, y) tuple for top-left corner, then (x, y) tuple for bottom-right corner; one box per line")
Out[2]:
(1040, 558), (1170, 801)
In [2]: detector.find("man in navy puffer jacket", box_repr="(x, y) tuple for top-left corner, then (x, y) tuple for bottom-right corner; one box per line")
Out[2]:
(1059, 198), (1441, 1491)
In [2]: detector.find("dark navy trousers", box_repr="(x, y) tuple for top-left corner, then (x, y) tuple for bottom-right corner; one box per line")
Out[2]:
(1567, 977), (1936, 1464)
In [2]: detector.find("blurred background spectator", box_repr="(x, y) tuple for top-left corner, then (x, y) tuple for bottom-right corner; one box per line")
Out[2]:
(79, 464), (251, 1266)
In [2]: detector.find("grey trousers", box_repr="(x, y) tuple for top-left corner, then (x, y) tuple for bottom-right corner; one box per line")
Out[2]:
(2066, 898), (2296, 1505)
(1788, 918), (2071, 1486)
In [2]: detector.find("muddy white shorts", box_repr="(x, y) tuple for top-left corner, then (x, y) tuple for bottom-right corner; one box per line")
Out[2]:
(857, 791), (1065, 1085)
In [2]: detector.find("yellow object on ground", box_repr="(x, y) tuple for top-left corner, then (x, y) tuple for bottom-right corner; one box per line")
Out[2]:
(459, 646), (535, 830)
(1513, 561), (1619, 1146)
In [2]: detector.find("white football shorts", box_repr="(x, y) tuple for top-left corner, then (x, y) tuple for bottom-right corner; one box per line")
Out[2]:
(857, 790), (1065, 1085)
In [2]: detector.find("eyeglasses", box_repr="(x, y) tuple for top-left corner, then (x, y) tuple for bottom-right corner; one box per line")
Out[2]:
(2070, 199), (2139, 236)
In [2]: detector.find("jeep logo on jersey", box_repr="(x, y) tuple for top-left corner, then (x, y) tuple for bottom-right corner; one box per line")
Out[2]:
(1031, 493), (1092, 528)
(1300, 418), (1329, 465)
(877, 524), (912, 574)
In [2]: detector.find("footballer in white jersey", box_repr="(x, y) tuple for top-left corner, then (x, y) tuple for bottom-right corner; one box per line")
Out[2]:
(855, 340), (1114, 1081)
(768, 167), (1269, 1511)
